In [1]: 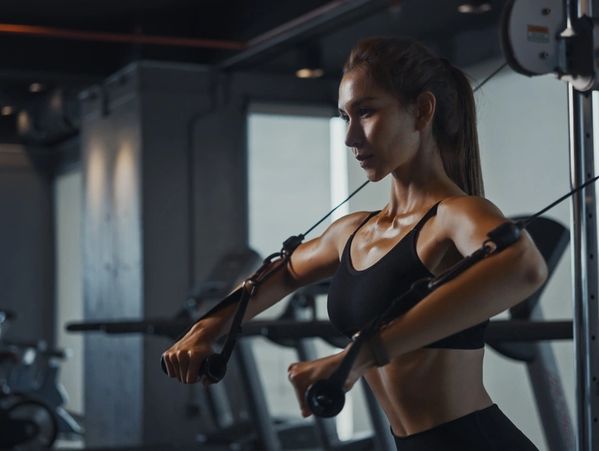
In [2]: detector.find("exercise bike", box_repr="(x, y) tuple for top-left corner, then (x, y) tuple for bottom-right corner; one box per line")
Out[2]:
(0, 349), (57, 449)
(0, 309), (58, 449)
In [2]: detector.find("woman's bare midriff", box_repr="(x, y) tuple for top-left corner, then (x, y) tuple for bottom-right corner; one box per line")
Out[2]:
(364, 346), (493, 438)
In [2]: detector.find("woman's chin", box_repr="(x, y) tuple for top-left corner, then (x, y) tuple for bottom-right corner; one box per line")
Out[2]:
(364, 168), (386, 182)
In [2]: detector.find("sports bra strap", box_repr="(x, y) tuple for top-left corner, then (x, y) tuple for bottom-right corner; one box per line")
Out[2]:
(350, 201), (441, 239)
(412, 201), (442, 234)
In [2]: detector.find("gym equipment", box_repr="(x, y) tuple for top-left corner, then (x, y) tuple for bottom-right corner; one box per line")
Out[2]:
(0, 308), (81, 448)
(501, 2), (599, 448)
(159, 181), (370, 385)
(3, 340), (83, 437)
(0, 341), (58, 449)
(69, 250), (396, 450)
(0, 393), (58, 449)
(69, 249), (327, 450)
(502, 0), (599, 92)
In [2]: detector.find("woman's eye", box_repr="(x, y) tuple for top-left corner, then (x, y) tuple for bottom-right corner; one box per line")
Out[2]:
(358, 108), (372, 117)
(339, 114), (349, 123)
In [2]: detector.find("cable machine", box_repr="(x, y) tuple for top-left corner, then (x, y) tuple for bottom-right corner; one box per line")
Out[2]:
(502, 1), (599, 449)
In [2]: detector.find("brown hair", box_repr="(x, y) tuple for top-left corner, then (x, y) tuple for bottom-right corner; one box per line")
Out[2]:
(343, 37), (484, 196)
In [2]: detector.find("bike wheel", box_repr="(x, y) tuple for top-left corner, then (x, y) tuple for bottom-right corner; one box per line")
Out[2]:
(6, 398), (58, 449)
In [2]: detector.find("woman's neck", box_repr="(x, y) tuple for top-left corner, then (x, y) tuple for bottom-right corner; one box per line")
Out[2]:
(385, 146), (462, 217)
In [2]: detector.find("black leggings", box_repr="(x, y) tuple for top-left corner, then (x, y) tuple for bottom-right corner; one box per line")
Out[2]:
(392, 404), (539, 451)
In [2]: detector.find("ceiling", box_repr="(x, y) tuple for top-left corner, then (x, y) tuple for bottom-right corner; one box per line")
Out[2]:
(0, 0), (508, 145)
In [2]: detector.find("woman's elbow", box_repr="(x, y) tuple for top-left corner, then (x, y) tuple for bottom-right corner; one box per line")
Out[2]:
(517, 241), (548, 292)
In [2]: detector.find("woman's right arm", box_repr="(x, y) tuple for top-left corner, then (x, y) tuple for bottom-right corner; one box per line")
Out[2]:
(162, 212), (369, 384)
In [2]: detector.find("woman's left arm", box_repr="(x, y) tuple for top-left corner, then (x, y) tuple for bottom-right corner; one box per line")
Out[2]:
(354, 196), (548, 372)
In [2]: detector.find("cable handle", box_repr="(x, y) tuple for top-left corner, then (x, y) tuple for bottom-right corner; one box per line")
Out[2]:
(160, 250), (290, 383)
(304, 320), (380, 417)
(304, 282), (429, 418)
(159, 284), (253, 384)
(179, 239), (303, 382)
(160, 179), (378, 383)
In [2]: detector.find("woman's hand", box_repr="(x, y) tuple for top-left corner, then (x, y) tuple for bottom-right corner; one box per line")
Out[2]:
(287, 350), (364, 417)
(161, 322), (218, 385)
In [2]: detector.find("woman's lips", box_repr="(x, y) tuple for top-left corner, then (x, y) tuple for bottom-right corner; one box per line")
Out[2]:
(356, 154), (374, 167)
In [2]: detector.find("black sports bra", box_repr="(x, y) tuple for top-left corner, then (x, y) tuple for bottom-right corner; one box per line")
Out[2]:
(327, 202), (488, 349)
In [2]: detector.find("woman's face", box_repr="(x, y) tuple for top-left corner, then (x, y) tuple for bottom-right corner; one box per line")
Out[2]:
(338, 67), (421, 182)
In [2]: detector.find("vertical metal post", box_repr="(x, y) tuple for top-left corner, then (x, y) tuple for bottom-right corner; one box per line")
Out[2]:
(568, 1), (599, 447)
(234, 341), (282, 451)
(569, 81), (599, 451)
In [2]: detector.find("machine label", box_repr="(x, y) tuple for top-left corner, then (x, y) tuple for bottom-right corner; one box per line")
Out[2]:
(527, 25), (550, 43)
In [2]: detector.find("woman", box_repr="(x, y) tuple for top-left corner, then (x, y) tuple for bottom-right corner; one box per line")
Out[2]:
(163, 37), (546, 450)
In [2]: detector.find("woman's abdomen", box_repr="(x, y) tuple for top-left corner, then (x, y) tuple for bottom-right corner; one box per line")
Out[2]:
(364, 347), (492, 437)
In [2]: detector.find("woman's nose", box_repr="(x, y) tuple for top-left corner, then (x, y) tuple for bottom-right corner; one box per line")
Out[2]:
(345, 121), (364, 148)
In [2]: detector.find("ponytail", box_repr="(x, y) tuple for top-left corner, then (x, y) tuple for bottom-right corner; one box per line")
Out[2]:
(444, 64), (484, 196)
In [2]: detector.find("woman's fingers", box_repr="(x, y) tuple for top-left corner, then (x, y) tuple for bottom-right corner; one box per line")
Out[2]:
(162, 353), (179, 379)
(185, 350), (204, 384)
(176, 351), (191, 383)
(161, 321), (218, 385)
(162, 349), (203, 384)
(287, 353), (352, 417)
(287, 363), (311, 417)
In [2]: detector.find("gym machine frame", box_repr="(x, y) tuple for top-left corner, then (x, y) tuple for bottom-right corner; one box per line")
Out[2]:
(503, 0), (599, 449)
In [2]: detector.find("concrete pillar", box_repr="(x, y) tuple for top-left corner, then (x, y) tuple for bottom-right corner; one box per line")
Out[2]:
(80, 62), (247, 447)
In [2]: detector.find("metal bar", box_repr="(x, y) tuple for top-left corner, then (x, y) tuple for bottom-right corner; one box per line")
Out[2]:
(291, 294), (340, 450)
(524, 306), (575, 450)
(247, 0), (364, 48)
(0, 23), (246, 50)
(568, 81), (599, 451)
(528, 345), (575, 450)
(296, 336), (341, 449)
(239, 318), (575, 342)
(219, 0), (385, 69)
(234, 340), (282, 451)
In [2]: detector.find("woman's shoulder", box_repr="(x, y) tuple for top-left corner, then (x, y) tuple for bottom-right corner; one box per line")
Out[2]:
(437, 195), (504, 221)
(436, 195), (510, 253)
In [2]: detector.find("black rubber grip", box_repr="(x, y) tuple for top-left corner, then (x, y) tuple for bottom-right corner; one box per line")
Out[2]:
(201, 354), (228, 383)
(305, 379), (346, 418)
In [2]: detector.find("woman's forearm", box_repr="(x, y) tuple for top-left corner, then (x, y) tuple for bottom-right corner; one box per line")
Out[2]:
(191, 262), (298, 340)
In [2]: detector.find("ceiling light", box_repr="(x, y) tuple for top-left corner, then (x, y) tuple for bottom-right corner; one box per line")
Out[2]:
(296, 42), (324, 79)
(458, 2), (492, 14)
(29, 82), (45, 93)
(1, 106), (14, 116)
(17, 111), (31, 133)
(296, 68), (324, 79)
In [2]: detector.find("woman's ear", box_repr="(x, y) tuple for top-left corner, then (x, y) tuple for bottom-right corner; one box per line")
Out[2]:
(414, 91), (436, 131)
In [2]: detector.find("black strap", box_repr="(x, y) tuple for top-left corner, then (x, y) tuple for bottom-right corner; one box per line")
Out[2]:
(412, 201), (442, 234)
